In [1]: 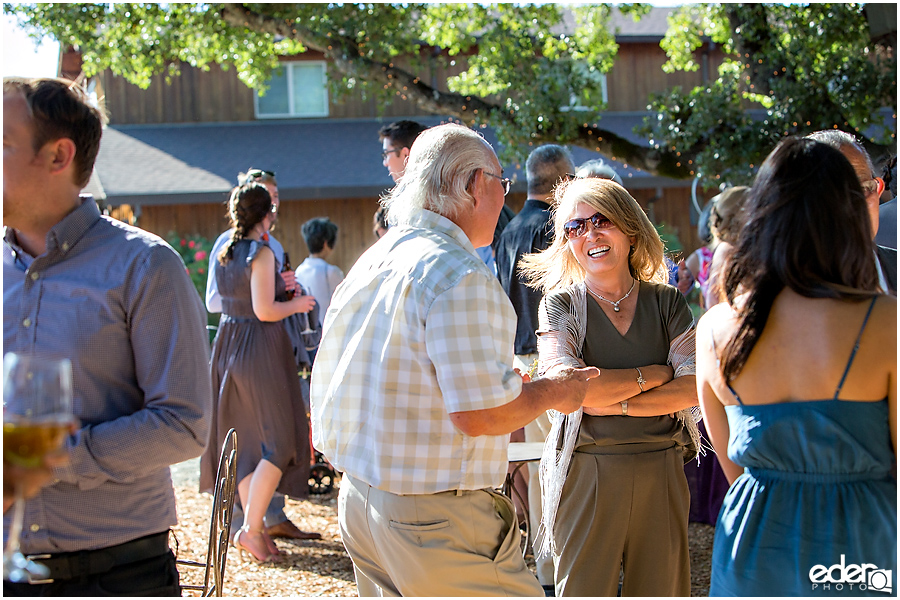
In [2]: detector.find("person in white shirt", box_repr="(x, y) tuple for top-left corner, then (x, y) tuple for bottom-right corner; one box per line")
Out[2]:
(294, 217), (344, 322)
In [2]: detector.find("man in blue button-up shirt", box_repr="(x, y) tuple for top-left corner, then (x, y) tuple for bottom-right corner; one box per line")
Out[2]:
(3, 77), (211, 595)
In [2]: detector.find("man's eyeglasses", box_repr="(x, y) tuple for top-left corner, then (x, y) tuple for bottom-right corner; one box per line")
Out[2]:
(563, 212), (615, 239)
(483, 171), (512, 196)
(247, 168), (275, 180)
(381, 148), (403, 160)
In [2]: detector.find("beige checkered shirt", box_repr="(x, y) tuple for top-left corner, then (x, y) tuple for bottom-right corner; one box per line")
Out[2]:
(311, 209), (522, 495)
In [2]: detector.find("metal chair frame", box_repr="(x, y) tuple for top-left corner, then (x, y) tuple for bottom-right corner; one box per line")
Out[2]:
(502, 442), (544, 558)
(178, 428), (238, 597)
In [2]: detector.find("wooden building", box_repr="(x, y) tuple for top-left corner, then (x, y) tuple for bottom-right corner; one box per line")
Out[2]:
(76, 7), (726, 276)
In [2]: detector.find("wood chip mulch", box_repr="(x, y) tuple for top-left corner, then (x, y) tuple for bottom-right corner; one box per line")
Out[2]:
(171, 470), (713, 597)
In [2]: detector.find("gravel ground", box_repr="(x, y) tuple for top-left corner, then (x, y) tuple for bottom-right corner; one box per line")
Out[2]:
(171, 458), (714, 597)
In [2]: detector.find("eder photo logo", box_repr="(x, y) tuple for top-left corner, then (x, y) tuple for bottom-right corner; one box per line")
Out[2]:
(809, 555), (893, 593)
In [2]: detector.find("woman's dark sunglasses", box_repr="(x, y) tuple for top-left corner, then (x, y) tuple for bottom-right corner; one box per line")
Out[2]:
(564, 212), (614, 239)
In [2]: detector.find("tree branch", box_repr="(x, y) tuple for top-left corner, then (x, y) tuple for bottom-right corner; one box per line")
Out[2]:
(220, 3), (692, 179)
(219, 4), (500, 120)
(723, 4), (848, 128)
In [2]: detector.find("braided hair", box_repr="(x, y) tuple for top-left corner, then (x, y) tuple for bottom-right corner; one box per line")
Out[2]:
(218, 182), (273, 265)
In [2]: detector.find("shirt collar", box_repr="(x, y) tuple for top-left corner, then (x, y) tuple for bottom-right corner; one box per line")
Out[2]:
(407, 209), (478, 256)
(4, 195), (102, 259)
(524, 198), (552, 209)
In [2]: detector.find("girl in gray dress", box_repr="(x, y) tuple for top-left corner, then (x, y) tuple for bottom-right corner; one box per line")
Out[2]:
(205, 183), (317, 563)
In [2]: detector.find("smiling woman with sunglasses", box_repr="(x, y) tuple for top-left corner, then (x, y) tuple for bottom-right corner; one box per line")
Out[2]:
(520, 177), (699, 596)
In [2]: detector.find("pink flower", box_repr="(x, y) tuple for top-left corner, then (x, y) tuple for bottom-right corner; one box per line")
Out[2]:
(194, 250), (207, 262)
(198, 267), (205, 275)
(188, 240), (195, 249)
(180, 239), (187, 247)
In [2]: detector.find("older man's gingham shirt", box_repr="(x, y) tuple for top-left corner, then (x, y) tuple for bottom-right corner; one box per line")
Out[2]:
(311, 209), (522, 495)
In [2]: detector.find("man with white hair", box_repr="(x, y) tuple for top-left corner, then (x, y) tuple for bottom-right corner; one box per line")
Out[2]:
(806, 130), (896, 293)
(576, 157), (624, 185)
(311, 124), (598, 596)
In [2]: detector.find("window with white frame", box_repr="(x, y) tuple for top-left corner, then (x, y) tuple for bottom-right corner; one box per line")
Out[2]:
(256, 61), (329, 118)
(562, 64), (608, 112)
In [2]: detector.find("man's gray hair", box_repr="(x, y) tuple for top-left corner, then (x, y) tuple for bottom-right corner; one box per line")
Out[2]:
(805, 130), (875, 178)
(383, 123), (496, 225)
(526, 145), (575, 196)
(576, 158), (624, 186)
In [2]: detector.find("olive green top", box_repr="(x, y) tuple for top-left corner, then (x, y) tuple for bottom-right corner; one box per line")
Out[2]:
(545, 281), (695, 453)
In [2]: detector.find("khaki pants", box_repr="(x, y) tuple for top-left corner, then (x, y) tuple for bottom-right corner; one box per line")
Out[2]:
(553, 445), (691, 597)
(339, 474), (543, 597)
(514, 353), (553, 586)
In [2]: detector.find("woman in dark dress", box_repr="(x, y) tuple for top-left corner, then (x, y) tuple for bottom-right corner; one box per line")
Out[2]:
(203, 183), (317, 563)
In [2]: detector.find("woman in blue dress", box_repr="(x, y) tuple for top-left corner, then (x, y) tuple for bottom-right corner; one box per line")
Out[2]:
(696, 137), (896, 596)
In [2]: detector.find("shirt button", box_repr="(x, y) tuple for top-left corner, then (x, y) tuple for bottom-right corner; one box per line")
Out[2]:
(29, 524), (40, 533)
(22, 318), (31, 328)
(30, 272), (40, 281)
(61, 242), (70, 252)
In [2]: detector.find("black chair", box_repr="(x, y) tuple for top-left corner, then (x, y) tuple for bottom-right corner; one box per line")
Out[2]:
(178, 428), (238, 597)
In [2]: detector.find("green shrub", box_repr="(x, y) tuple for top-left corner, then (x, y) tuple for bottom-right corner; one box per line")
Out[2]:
(166, 232), (219, 340)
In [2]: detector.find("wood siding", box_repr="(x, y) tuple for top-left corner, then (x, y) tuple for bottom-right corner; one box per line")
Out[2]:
(98, 63), (257, 125)
(97, 44), (723, 125)
(131, 188), (699, 276)
(136, 196), (385, 276)
(98, 50), (470, 125)
(631, 187), (702, 260)
(606, 43), (725, 112)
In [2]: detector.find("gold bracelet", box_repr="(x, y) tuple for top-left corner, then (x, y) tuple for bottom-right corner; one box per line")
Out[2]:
(635, 367), (646, 392)
(620, 400), (628, 416)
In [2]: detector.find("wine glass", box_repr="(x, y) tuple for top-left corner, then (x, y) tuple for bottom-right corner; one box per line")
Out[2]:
(299, 317), (317, 337)
(3, 352), (74, 583)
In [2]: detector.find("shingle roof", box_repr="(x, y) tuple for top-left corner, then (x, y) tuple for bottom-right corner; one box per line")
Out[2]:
(556, 6), (676, 42)
(93, 114), (690, 206)
(607, 6), (676, 39)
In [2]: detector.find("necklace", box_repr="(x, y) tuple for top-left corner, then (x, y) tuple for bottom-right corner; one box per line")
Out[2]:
(586, 279), (636, 312)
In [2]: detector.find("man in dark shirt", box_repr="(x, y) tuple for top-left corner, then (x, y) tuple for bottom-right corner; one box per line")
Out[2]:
(497, 145), (576, 359)
(875, 156), (896, 250)
(495, 144), (575, 591)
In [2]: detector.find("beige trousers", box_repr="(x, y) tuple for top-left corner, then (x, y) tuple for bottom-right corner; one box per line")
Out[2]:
(338, 474), (543, 597)
(553, 445), (691, 597)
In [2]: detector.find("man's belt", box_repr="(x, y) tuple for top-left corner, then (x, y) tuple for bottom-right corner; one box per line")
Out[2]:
(24, 531), (170, 584)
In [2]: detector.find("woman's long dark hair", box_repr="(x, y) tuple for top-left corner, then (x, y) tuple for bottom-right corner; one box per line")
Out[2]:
(720, 137), (879, 382)
(218, 182), (273, 265)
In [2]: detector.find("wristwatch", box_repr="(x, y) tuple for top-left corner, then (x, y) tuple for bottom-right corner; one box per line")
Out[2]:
(620, 400), (628, 416)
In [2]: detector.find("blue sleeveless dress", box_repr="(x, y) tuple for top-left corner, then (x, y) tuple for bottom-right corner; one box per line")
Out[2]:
(710, 299), (897, 596)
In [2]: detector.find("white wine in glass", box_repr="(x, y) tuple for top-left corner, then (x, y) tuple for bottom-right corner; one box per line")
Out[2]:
(2, 352), (74, 583)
